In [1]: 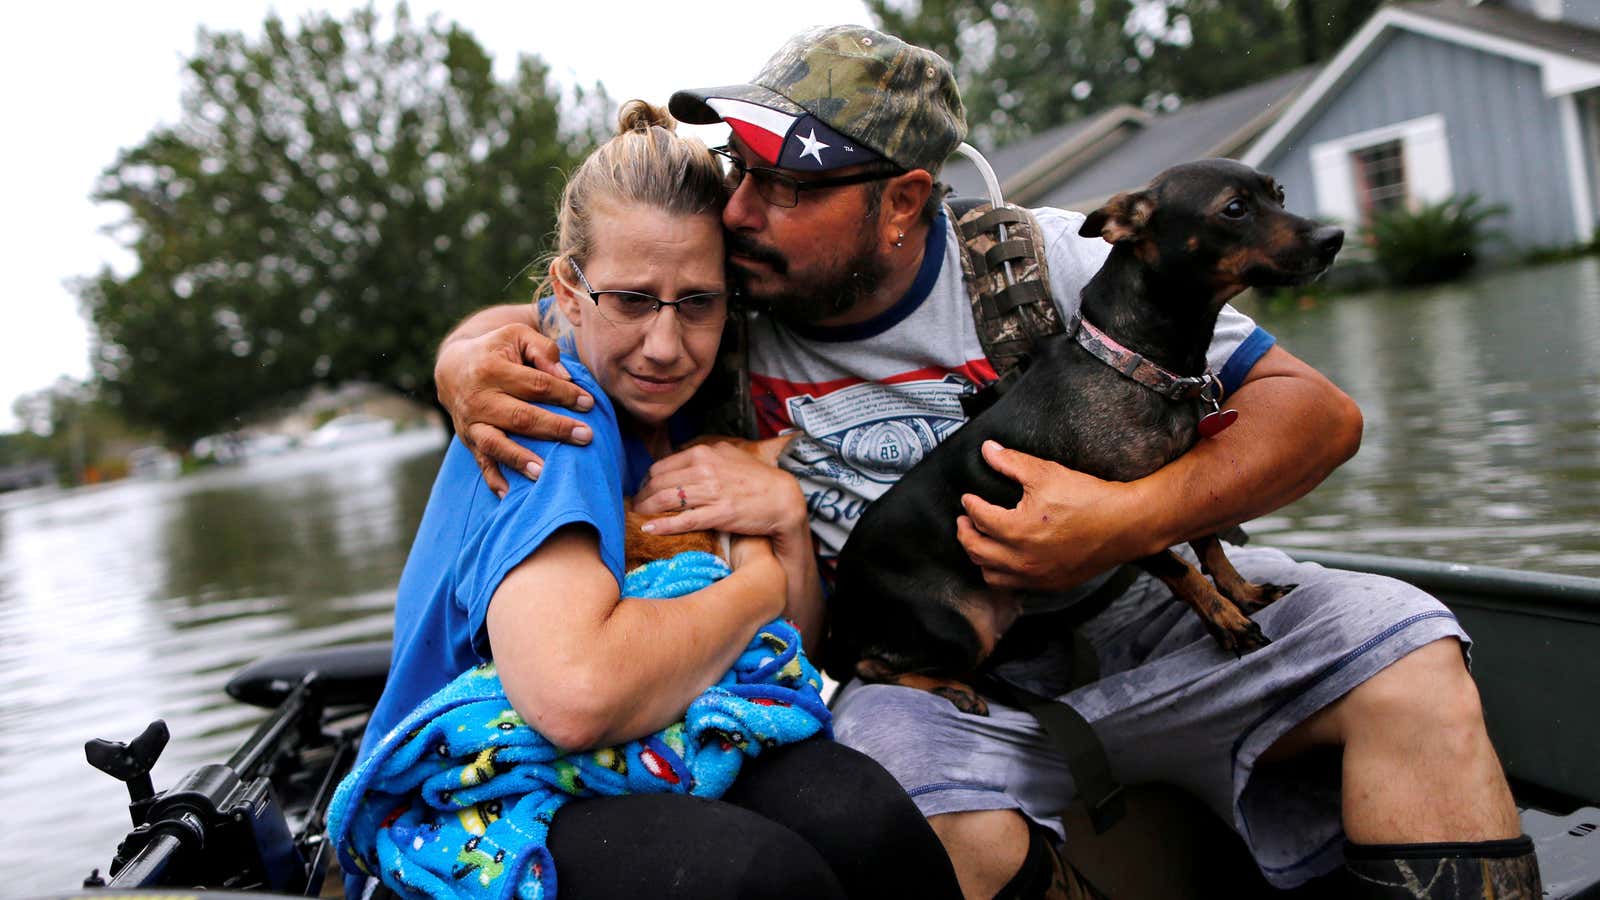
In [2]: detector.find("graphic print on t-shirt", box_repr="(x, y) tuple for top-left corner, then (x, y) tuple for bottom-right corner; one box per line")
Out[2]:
(789, 374), (972, 482)
(751, 361), (995, 562)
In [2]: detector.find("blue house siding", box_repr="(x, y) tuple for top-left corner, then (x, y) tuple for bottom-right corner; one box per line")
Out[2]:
(1260, 29), (1581, 250)
(1262, 132), (1319, 224)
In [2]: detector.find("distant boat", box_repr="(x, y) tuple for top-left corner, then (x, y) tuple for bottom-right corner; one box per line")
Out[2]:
(303, 414), (396, 450)
(126, 446), (180, 480)
(192, 431), (296, 464)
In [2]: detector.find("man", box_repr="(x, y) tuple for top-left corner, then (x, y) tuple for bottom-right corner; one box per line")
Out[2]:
(433, 26), (1539, 899)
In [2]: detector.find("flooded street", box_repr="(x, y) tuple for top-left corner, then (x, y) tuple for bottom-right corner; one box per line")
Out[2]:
(3, 258), (1599, 896)
(0, 432), (443, 895)
(1241, 257), (1600, 573)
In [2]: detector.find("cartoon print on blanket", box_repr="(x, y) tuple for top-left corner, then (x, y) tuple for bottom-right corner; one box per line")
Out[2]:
(327, 551), (832, 900)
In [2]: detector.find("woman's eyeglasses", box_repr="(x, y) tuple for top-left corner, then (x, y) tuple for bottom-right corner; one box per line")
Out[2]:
(568, 258), (728, 331)
(711, 146), (904, 209)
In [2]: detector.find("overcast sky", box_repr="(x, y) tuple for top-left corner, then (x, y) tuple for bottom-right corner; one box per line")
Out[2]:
(1, 0), (873, 432)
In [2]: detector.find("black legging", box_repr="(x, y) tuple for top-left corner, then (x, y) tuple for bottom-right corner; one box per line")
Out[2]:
(545, 739), (963, 899)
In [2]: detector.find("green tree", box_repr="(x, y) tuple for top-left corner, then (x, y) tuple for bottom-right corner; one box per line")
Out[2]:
(1139, 0), (1301, 101)
(868, 0), (1145, 146)
(8, 378), (148, 485)
(1291, 0), (1384, 64)
(79, 5), (602, 445)
(0, 430), (50, 471)
(868, 0), (1380, 146)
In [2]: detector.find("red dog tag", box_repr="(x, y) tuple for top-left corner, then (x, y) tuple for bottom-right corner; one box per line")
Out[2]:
(1199, 408), (1239, 437)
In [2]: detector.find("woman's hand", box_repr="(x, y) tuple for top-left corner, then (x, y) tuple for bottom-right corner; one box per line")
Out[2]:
(633, 442), (808, 545)
(637, 441), (824, 648)
(435, 311), (596, 497)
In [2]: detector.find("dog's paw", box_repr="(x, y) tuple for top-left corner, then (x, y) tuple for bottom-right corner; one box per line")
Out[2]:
(931, 684), (990, 717)
(1206, 617), (1272, 656)
(856, 658), (898, 683)
(1227, 620), (1272, 657)
(1258, 581), (1296, 606)
(857, 664), (993, 716)
(1228, 581), (1296, 614)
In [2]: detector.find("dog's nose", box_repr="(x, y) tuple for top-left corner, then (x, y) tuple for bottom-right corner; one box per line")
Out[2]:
(1311, 226), (1344, 261)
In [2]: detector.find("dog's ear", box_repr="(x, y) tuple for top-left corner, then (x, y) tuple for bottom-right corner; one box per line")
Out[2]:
(1080, 191), (1154, 244)
(744, 433), (799, 467)
(683, 432), (798, 467)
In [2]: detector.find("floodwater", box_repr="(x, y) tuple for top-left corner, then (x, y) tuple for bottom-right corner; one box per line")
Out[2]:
(1240, 257), (1600, 572)
(0, 432), (442, 896)
(3, 258), (1599, 896)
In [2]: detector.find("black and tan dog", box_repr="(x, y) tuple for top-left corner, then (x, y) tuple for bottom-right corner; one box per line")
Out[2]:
(823, 159), (1344, 706)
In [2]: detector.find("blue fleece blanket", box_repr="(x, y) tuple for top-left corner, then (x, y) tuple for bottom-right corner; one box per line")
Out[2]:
(327, 551), (830, 900)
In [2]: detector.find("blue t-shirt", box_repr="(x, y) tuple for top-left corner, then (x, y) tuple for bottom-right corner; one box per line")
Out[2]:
(357, 351), (654, 765)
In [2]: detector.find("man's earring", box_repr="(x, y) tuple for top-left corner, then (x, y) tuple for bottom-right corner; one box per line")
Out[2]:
(893, 230), (905, 249)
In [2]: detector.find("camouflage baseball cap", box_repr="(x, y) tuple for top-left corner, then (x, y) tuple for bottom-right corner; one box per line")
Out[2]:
(670, 25), (966, 175)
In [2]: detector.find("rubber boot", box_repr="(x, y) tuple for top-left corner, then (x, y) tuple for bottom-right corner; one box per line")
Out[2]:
(994, 820), (1107, 900)
(1342, 835), (1541, 899)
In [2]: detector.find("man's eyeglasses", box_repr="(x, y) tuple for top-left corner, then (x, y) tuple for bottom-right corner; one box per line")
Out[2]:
(568, 258), (728, 331)
(711, 146), (904, 209)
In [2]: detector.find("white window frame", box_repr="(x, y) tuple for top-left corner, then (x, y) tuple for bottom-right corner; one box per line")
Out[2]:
(1309, 114), (1455, 227)
(1559, 92), (1596, 240)
(1530, 0), (1563, 21)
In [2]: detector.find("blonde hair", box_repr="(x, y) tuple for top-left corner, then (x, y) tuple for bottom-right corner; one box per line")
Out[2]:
(535, 100), (725, 307)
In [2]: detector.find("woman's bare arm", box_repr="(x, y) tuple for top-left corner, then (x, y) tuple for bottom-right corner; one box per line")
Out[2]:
(486, 526), (787, 750)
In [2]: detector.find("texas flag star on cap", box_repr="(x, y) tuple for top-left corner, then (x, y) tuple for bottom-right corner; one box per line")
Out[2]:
(796, 129), (829, 163)
(706, 97), (882, 172)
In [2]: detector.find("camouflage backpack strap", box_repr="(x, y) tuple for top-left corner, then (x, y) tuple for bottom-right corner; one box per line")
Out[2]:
(947, 198), (1066, 417)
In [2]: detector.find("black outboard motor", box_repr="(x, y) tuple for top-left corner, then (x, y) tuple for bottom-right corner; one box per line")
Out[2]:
(80, 641), (390, 894)
(85, 710), (304, 892)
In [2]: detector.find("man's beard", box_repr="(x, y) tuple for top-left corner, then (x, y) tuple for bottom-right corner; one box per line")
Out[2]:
(728, 229), (889, 325)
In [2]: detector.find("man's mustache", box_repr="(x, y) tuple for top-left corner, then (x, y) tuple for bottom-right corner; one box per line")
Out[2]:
(726, 234), (788, 274)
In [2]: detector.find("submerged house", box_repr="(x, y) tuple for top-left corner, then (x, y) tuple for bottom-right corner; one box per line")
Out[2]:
(946, 0), (1600, 254)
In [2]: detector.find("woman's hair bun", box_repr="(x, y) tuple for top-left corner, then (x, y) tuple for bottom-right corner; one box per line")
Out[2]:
(617, 99), (676, 135)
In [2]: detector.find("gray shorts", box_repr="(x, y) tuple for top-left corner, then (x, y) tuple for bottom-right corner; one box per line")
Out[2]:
(830, 545), (1469, 889)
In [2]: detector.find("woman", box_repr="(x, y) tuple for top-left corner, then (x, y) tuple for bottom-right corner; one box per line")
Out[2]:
(348, 102), (959, 899)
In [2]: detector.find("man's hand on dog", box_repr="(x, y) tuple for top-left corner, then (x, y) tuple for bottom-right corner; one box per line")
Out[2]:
(634, 443), (808, 547)
(957, 440), (1150, 591)
(436, 322), (594, 498)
